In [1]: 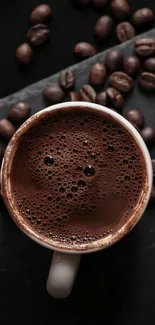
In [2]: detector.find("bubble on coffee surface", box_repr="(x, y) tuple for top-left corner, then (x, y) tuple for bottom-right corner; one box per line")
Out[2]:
(44, 155), (54, 166)
(84, 165), (95, 177)
(11, 108), (146, 246)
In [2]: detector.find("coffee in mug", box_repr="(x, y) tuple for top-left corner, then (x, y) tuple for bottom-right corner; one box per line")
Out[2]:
(1, 102), (152, 297)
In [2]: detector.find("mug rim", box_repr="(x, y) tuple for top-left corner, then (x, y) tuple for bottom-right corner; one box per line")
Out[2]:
(1, 101), (153, 253)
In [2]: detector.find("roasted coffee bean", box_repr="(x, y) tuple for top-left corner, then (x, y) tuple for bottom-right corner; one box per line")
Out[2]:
(79, 85), (96, 102)
(16, 43), (33, 64)
(116, 22), (135, 43)
(105, 50), (123, 71)
(96, 91), (108, 106)
(124, 109), (144, 129)
(123, 56), (140, 76)
(132, 8), (154, 27)
(0, 119), (16, 140)
(144, 57), (155, 72)
(74, 42), (96, 59)
(111, 0), (130, 21)
(139, 72), (155, 90)
(94, 16), (113, 39)
(68, 92), (80, 101)
(109, 71), (134, 92)
(106, 87), (124, 109)
(59, 71), (75, 91)
(73, 0), (91, 5)
(7, 102), (31, 124)
(141, 127), (155, 145)
(93, 0), (110, 6)
(30, 4), (52, 24)
(43, 86), (65, 104)
(27, 24), (50, 46)
(89, 63), (106, 87)
(135, 38), (155, 57)
(8, 102), (31, 124)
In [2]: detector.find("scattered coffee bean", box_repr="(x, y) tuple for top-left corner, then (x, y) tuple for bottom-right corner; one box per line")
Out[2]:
(106, 87), (124, 109)
(68, 92), (80, 101)
(7, 102), (31, 124)
(141, 127), (155, 145)
(0, 119), (16, 140)
(105, 50), (123, 71)
(74, 42), (96, 59)
(109, 71), (134, 92)
(43, 86), (65, 104)
(73, 0), (91, 6)
(111, 0), (130, 21)
(96, 91), (108, 106)
(144, 57), (155, 72)
(16, 43), (33, 64)
(30, 4), (52, 24)
(94, 16), (113, 39)
(132, 8), (154, 27)
(116, 22), (135, 43)
(79, 85), (96, 102)
(89, 63), (106, 87)
(59, 71), (75, 91)
(93, 0), (110, 6)
(139, 72), (155, 90)
(135, 38), (155, 57)
(27, 24), (50, 46)
(124, 109), (144, 129)
(123, 56), (140, 76)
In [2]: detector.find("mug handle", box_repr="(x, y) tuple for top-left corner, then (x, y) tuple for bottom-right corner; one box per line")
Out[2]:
(46, 251), (81, 298)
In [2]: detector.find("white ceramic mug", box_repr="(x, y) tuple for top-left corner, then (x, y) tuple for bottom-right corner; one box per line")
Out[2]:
(1, 102), (153, 298)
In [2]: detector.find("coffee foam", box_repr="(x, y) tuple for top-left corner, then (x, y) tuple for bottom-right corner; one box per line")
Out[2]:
(11, 108), (145, 245)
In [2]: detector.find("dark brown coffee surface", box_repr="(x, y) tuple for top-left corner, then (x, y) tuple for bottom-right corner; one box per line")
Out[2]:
(10, 107), (146, 245)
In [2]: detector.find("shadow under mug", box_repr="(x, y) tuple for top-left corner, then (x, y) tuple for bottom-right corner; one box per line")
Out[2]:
(1, 102), (153, 298)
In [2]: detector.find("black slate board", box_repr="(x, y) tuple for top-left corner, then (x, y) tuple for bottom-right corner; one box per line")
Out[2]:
(1, 29), (155, 325)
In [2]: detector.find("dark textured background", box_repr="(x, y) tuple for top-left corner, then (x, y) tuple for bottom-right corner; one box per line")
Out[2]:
(0, 0), (154, 97)
(0, 1), (155, 325)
